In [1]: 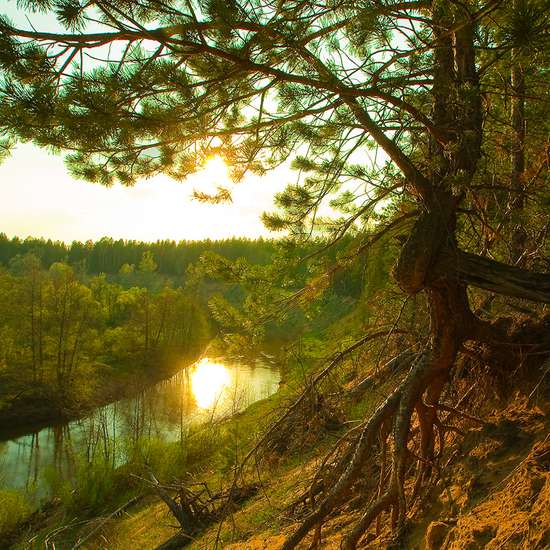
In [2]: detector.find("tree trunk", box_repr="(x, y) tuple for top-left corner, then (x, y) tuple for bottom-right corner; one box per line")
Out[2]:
(509, 0), (527, 265)
(281, 3), (550, 548)
(434, 248), (550, 303)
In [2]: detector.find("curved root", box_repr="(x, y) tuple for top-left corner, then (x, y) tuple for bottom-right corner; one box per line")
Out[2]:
(281, 388), (401, 550)
(279, 278), (542, 548)
(281, 352), (443, 549)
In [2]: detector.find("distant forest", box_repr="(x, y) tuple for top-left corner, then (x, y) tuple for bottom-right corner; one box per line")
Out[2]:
(0, 233), (279, 276)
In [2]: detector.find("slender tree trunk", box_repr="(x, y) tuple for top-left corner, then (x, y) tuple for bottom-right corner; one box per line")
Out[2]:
(56, 289), (68, 391)
(145, 295), (150, 354)
(67, 308), (87, 384)
(30, 278), (37, 383)
(38, 282), (44, 383)
(509, 4), (527, 265)
(154, 297), (169, 348)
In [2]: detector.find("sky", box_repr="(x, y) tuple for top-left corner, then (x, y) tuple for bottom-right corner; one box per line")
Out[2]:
(0, 144), (289, 243)
(0, 2), (289, 244)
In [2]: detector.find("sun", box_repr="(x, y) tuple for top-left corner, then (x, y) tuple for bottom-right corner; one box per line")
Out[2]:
(188, 155), (231, 200)
(200, 155), (230, 184)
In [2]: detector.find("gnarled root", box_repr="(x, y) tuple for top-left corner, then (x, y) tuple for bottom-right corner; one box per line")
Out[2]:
(281, 387), (401, 549)
(281, 313), (548, 548)
(281, 350), (455, 549)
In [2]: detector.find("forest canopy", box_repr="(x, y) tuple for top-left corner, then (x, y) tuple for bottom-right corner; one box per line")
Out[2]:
(1, 0), (550, 547)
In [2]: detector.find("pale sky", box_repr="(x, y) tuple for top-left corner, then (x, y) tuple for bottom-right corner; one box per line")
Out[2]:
(0, 143), (288, 242)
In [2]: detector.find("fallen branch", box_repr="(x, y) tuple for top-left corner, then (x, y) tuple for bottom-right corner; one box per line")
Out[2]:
(148, 472), (259, 550)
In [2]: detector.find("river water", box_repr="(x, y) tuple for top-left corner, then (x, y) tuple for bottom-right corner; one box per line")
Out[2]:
(0, 356), (280, 503)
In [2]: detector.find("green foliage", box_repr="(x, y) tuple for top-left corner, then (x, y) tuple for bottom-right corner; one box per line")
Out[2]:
(0, 490), (31, 537)
(0, 234), (280, 278)
(64, 459), (123, 515)
(138, 251), (157, 274)
(0, 0), (547, 281)
(218, 421), (245, 474)
(0, 233), (368, 427)
(1, 2), (549, 546)
(0, 251), (212, 422)
(0, 231), (372, 430)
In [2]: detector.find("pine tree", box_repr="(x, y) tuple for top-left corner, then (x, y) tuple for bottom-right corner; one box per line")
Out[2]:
(1, 1), (549, 546)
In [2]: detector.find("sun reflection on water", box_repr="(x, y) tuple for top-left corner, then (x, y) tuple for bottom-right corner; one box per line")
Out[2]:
(191, 358), (231, 409)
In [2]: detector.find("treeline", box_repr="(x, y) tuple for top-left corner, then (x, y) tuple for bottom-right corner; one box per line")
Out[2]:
(0, 234), (279, 276)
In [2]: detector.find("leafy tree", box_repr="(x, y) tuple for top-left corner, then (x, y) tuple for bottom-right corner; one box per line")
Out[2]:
(1, 1), (550, 546)
(10, 254), (46, 382)
(107, 284), (209, 361)
(44, 262), (99, 393)
(89, 273), (122, 322)
(0, 234), (282, 279)
(0, 257), (213, 421)
(139, 250), (158, 274)
(0, 267), (18, 372)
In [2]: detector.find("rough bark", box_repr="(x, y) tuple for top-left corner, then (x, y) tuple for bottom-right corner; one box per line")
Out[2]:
(434, 248), (550, 304)
(392, 198), (457, 295)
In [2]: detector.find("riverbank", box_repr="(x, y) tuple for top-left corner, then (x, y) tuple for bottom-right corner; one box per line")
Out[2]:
(0, 350), (203, 441)
(15, 338), (547, 550)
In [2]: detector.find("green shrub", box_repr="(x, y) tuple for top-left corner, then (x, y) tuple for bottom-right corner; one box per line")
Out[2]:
(62, 459), (126, 515)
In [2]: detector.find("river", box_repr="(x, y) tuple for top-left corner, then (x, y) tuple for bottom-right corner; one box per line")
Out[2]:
(0, 355), (280, 503)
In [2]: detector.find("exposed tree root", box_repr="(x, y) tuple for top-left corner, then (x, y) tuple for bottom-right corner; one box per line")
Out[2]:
(280, 360), (469, 548)
(279, 310), (550, 548)
(281, 351), (439, 549)
(280, 238), (550, 549)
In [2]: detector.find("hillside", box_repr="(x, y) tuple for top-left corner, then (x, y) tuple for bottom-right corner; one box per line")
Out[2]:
(7, 321), (549, 550)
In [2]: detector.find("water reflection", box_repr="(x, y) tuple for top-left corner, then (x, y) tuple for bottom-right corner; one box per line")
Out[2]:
(191, 359), (231, 409)
(0, 355), (280, 503)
